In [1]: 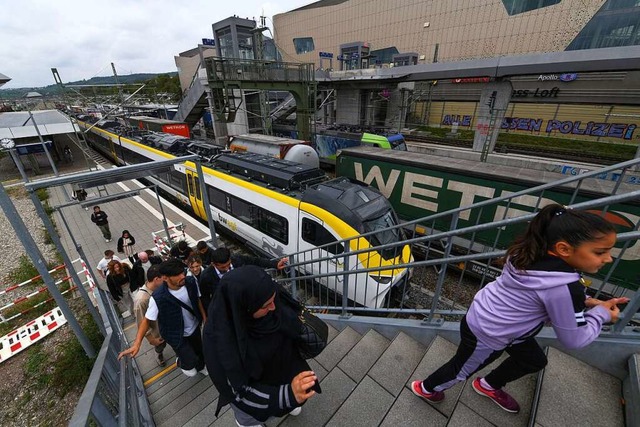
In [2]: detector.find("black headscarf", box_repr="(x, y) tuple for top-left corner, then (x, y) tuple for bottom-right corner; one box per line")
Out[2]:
(204, 266), (302, 393)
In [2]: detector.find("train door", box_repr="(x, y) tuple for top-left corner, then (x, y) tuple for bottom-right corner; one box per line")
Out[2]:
(299, 212), (344, 292)
(185, 169), (206, 219)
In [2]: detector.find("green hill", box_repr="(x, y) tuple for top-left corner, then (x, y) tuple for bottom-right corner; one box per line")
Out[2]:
(0, 72), (178, 99)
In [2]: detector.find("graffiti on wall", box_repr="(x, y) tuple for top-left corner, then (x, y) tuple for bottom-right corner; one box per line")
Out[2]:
(442, 115), (472, 126)
(502, 117), (637, 140)
(442, 114), (638, 140)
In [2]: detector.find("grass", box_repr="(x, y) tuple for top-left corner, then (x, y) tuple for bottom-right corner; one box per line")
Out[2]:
(23, 343), (52, 388)
(413, 126), (637, 161)
(50, 311), (103, 397)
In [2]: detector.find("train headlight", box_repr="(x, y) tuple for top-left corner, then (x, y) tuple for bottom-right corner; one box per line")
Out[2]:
(369, 275), (392, 285)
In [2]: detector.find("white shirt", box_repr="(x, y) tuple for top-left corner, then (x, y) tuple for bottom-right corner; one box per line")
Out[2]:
(141, 261), (151, 275)
(214, 264), (234, 279)
(97, 255), (121, 275)
(146, 285), (201, 336)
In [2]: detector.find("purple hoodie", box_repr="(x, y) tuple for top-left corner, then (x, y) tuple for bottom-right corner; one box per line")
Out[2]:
(465, 260), (611, 350)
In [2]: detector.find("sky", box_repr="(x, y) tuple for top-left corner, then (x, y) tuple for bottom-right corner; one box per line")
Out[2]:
(0, 0), (312, 89)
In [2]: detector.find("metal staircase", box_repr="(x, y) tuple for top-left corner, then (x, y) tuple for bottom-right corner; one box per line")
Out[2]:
(173, 69), (209, 126)
(73, 156), (640, 426)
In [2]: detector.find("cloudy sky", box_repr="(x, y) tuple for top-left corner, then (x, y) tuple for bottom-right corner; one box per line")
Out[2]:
(0, 0), (311, 89)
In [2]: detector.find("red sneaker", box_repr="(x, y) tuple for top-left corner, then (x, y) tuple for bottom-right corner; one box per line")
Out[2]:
(472, 378), (520, 413)
(410, 380), (445, 403)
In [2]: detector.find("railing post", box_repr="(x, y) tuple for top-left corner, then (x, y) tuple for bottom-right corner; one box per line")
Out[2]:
(340, 244), (351, 319)
(612, 290), (640, 334)
(289, 255), (298, 300)
(425, 212), (460, 325)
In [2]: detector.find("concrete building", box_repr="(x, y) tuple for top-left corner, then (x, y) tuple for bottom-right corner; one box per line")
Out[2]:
(269, 0), (640, 147)
(274, 0), (640, 69)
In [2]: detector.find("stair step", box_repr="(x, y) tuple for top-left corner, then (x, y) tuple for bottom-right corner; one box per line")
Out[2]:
(314, 326), (362, 371)
(369, 331), (426, 397)
(380, 388), (447, 427)
(407, 335), (462, 418)
(447, 402), (495, 427)
(279, 367), (357, 426)
(535, 347), (623, 426)
(326, 322), (339, 344)
(326, 375), (394, 426)
(338, 329), (391, 383)
(158, 382), (219, 427)
(458, 354), (536, 427)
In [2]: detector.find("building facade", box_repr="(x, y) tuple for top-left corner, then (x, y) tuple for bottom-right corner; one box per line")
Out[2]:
(274, 0), (640, 69)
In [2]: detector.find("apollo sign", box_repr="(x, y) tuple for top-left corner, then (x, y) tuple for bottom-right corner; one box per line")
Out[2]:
(537, 73), (578, 82)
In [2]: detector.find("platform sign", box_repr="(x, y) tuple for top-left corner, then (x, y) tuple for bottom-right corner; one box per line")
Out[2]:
(319, 52), (334, 58)
(15, 141), (53, 155)
(202, 38), (215, 46)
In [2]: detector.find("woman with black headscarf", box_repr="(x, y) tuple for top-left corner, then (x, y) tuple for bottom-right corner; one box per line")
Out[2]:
(203, 265), (320, 426)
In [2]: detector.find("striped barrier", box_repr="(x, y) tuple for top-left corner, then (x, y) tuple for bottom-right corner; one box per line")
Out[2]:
(0, 307), (67, 363)
(0, 264), (66, 297)
(0, 257), (95, 363)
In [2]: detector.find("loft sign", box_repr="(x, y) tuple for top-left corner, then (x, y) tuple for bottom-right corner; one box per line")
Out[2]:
(512, 87), (560, 98)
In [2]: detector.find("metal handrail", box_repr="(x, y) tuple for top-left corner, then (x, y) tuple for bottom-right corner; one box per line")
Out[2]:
(277, 183), (640, 331)
(69, 288), (154, 426)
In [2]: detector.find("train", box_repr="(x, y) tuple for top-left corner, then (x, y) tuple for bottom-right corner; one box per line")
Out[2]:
(73, 115), (412, 308)
(336, 146), (640, 291)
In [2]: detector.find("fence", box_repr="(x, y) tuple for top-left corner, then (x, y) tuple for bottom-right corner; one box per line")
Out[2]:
(277, 157), (640, 331)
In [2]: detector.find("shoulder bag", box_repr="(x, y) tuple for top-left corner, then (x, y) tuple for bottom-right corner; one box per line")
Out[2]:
(280, 288), (328, 359)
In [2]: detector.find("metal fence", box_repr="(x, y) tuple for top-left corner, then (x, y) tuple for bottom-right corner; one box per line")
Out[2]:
(278, 157), (640, 332)
(69, 287), (153, 427)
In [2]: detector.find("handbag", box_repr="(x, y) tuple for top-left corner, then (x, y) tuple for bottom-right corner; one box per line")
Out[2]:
(297, 305), (329, 359)
(279, 288), (328, 358)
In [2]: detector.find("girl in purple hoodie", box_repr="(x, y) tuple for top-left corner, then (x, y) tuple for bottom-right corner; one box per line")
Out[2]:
(411, 204), (629, 413)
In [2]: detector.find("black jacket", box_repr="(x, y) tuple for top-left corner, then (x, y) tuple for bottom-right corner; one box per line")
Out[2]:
(117, 234), (136, 254)
(203, 267), (316, 421)
(129, 261), (146, 293)
(106, 265), (131, 300)
(90, 211), (108, 226)
(199, 254), (279, 311)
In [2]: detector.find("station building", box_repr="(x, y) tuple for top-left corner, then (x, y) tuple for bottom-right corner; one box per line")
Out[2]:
(273, 0), (640, 145)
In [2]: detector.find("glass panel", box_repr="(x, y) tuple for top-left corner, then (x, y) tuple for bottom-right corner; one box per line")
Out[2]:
(293, 37), (315, 54)
(501, 0), (561, 16)
(216, 27), (234, 58)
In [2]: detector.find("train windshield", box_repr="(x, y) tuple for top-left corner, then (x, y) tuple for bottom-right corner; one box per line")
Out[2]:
(363, 210), (404, 260)
(387, 134), (407, 151)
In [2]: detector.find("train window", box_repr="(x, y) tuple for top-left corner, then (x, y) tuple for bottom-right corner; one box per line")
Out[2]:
(301, 218), (344, 254)
(230, 196), (253, 224)
(187, 175), (195, 197)
(208, 186), (226, 209)
(258, 209), (288, 244)
(170, 171), (185, 191)
(194, 177), (202, 200)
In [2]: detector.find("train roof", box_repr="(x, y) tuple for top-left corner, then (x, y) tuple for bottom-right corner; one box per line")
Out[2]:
(210, 152), (326, 190)
(302, 176), (392, 232)
(230, 133), (309, 146)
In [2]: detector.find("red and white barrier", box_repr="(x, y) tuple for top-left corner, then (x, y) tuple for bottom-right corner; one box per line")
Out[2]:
(0, 264), (66, 297)
(0, 256), (95, 363)
(0, 307), (67, 363)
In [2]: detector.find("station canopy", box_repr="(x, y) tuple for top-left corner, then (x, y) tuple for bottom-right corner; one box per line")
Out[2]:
(0, 72), (10, 86)
(0, 110), (76, 140)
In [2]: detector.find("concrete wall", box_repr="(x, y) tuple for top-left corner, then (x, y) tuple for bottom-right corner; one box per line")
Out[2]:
(336, 88), (361, 124)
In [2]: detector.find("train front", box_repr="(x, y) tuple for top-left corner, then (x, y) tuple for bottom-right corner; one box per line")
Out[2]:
(304, 177), (413, 308)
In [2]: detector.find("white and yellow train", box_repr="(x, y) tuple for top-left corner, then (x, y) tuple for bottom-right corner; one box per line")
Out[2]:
(75, 117), (412, 308)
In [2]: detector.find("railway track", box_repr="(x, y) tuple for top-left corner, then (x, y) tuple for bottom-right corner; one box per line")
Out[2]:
(406, 134), (623, 165)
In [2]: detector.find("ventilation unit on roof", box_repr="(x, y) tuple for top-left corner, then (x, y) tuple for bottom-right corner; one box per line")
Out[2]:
(213, 152), (326, 190)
